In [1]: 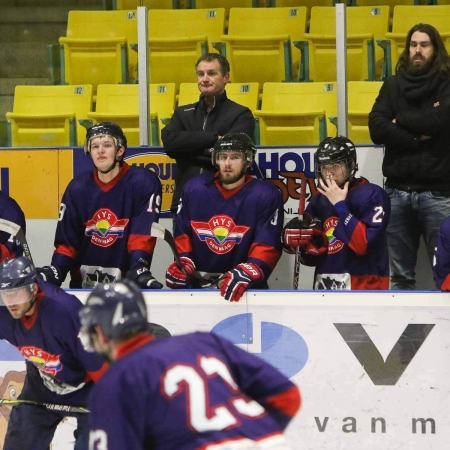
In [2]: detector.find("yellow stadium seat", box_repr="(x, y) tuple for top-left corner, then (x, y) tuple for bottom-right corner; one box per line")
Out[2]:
(253, 82), (337, 146)
(113, 0), (181, 8)
(86, 83), (176, 146)
(378, 5), (450, 77)
(178, 82), (260, 111)
(214, 7), (308, 85)
(5, 85), (93, 147)
(56, 11), (138, 93)
(328, 81), (382, 144)
(133, 9), (225, 87)
(266, 0), (337, 23)
(297, 6), (390, 82)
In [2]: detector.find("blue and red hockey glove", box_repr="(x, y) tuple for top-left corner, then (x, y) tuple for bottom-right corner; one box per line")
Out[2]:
(165, 256), (196, 289)
(220, 263), (264, 302)
(282, 217), (328, 256)
(126, 266), (163, 289)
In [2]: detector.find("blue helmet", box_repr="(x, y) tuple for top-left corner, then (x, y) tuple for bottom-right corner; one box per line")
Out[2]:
(79, 280), (149, 348)
(0, 257), (37, 290)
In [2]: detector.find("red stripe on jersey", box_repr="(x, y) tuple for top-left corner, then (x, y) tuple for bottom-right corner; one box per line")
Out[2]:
(441, 274), (450, 290)
(351, 274), (389, 290)
(175, 234), (194, 254)
(86, 362), (110, 383)
(55, 244), (78, 259)
(127, 234), (156, 254)
(265, 385), (301, 417)
(348, 221), (368, 256)
(0, 244), (14, 263)
(248, 243), (281, 270)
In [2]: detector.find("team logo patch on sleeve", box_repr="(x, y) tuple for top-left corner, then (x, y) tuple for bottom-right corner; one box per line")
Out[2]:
(85, 208), (129, 247)
(191, 215), (250, 255)
(19, 346), (62, 376)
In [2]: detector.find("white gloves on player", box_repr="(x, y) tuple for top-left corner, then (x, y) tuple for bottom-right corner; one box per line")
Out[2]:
(166, 257), (196, 289)
(220, 263), (264, 302)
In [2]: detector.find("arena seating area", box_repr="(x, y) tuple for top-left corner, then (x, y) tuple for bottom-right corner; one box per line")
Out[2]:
(1, 0), (449, 147)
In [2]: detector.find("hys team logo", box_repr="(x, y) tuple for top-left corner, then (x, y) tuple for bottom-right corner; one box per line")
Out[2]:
(324, 216), (344, 254)
(19, 346), (62, 376)
(191, 215), (250, 255)
(85, 208), (129, 248)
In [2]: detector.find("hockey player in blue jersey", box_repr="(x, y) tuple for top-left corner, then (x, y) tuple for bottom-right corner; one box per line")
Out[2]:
(0, 256), (108, 450)
(0, 191), (26, 262)
(165, 133), (284, 301)
(37, 122), (163, 289)
(283, 136), (391, 290)
(80, 280), (301, 450)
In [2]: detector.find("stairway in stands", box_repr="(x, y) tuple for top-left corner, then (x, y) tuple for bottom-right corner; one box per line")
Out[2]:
(0, 0), (104, 146)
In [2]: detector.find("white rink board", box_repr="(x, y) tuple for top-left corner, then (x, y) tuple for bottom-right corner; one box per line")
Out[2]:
(41, 290), (447, 450)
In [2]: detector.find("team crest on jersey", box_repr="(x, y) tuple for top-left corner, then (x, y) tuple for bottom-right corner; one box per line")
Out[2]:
(324, 216), (344, 254)
(85, 208), (129, 247)
(191, 215), (250, 254)
(19, 346), (62, 376)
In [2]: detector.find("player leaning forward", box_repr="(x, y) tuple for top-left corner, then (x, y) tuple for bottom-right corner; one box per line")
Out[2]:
(283, 136), (391, 290)
(166, 133), (284, 301)
(0, 256), (108, 449)
(38, 122), (163, 289)
(80, 280), (301, 450)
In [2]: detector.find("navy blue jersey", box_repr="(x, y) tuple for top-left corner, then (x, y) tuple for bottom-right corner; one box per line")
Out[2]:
(305, 178), (390, 290)
(0, 191), (26, 260)
(0, 279), (106, 405)
(88, 332), (300, 450)
(175, 173), (283, 279)
(434, 215), (450, 290)
(51, 163), (162, 287)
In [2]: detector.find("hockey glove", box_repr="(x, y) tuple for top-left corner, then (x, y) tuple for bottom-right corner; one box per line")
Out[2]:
(220, 263), (264, 302)
(36, 265), (63, 287)
(282, 217), (328, 256)
(126, 267), (163, 289)
(166, 257), (196, 289)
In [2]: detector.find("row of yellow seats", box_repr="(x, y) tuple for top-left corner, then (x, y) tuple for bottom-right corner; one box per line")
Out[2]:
(5, 81), (382, 149)
(51, 4), (450, 99)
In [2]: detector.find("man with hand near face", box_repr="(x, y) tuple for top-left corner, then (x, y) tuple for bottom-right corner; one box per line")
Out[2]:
(282, 136), (391, 290)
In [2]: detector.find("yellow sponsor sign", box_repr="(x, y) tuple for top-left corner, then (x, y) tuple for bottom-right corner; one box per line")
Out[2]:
(124, 151), (177, 215)
(0, 149), (73, 219)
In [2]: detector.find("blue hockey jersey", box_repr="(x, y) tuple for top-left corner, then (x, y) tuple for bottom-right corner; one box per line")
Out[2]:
(0, 279), (107, 405)
(0, 191), (26, 261)
(433, 215), (450, 290)
(88, 332), (301, 450)
(304, 177), (390, 290)
(174, 173), (283, 279)
(50, 163), (162, 287)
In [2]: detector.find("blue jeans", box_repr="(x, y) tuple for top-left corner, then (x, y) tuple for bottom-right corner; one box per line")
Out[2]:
(385, 188), (450, 290)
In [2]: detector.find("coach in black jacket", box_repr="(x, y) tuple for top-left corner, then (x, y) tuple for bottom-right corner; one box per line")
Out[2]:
(162, 53), (255, 215)
(369, 23), (450, 290)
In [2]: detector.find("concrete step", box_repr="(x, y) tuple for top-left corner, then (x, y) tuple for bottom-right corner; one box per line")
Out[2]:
(1, 0), (104, 7)
(0, 42), (50, 78)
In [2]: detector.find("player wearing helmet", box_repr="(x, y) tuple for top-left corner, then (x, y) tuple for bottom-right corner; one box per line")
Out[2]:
(283, 136), (391, 290)
(165, 133), (283, 302)
(81, 280), (301, 450)
(0, 256), (108, 450)
(37, 122), (163, 289)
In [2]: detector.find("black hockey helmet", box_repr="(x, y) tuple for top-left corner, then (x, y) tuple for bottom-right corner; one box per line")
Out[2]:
(0, 257), (37, 306)
(79, 279), (149, 351)
(211, 133), (256, 167)
(84, 122), (127, 156)
(315, 136), (358, 182)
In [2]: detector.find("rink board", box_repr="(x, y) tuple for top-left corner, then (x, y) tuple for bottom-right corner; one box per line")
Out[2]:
(0, 290), (447, 449)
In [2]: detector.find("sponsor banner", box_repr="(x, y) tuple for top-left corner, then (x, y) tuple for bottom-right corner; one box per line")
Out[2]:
(0, 290), (447, 448)
(2, 146), (383, 219)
